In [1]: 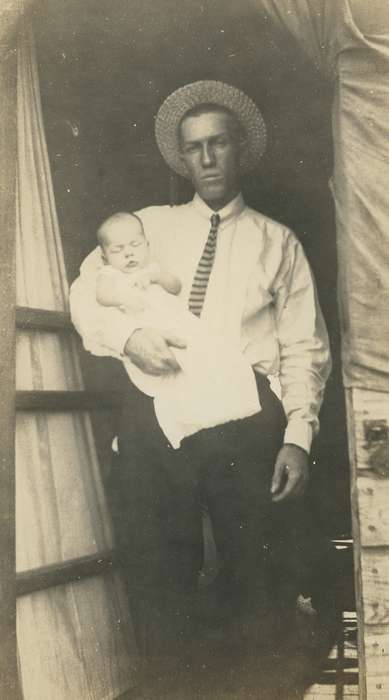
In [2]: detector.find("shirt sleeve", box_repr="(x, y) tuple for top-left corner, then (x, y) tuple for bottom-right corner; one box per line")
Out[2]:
(69, 250), (141, 357)
(273, 232), (332, 454)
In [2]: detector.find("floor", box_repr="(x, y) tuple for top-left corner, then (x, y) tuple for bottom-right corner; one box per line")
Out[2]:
(122, 536), (358, 699)
(122, 604), (358, 699)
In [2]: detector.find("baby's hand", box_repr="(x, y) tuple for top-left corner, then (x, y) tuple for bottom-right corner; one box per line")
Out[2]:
(131, 270), (153, 290)
(148, 262), (162, 284)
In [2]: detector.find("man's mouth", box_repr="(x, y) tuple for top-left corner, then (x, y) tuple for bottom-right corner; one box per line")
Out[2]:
(202, 174), (222, 182)
(126, 261), (138, 268)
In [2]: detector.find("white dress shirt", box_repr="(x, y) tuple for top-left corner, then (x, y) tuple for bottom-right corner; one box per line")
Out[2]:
(70, 193), (331, 453)
(95, 263), (261, 448)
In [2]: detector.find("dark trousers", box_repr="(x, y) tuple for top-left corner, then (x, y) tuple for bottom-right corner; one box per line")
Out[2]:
(109, 374), (303, 658)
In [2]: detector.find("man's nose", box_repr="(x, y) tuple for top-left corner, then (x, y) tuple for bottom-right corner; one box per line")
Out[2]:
(201, 143), (216, 167)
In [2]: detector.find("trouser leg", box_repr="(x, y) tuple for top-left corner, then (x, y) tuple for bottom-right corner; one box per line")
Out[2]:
(110, 389), (203, 659)
(184, 377), (287, 648)
(204, 419), (274, 617)
(268, 499), (308, 612)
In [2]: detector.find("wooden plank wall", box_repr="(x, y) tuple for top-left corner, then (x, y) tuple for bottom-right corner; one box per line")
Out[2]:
(347, 388), (389, 699)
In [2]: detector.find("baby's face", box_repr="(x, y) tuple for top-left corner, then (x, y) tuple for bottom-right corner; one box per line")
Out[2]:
(102, 217), (149, 273)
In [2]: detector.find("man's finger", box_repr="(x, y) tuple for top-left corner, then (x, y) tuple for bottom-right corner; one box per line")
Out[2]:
(162, 330), (187, 349)
(140, 358), (170, 375)
(124, 327), (184, 375)
(165, 355), (180, 372)
(150, 338), (181, 371)
(152, 344), (181, 372)
(270, 462), (284, 495)
(272, 471), (305, 503)
(272, 476), (296, 502)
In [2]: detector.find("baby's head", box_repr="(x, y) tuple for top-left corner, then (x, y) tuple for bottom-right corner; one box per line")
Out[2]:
(97, 212), (150, 273)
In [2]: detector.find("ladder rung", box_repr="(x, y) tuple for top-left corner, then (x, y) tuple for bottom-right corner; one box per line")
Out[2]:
(16, 550), (116, 597)
(16, 390), (126, 411)
(16, 306), (73, 332)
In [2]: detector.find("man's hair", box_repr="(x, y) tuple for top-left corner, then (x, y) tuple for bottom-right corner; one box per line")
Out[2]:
(178, 103), (246, 147)
(97, 211), (144, 247)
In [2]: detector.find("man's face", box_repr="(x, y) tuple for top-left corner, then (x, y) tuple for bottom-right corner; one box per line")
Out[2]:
(179, 110), (242, 210)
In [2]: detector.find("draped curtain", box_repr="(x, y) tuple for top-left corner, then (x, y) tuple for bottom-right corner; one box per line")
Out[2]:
(252, 0), (389, 391)
(16, 18), (136, 699)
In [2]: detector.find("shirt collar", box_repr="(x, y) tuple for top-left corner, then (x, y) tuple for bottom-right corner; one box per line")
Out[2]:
(192, 192), (245, 225)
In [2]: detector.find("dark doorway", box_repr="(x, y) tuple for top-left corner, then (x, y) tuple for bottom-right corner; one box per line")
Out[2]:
(34, 0), (350, 539)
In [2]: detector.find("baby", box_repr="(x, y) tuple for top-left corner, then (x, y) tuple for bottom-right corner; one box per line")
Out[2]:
(95, 212), (261, 448)
(96, 211), (182, 316)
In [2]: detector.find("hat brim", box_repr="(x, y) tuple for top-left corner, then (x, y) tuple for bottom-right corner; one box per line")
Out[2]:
(155, 80), (266, 178)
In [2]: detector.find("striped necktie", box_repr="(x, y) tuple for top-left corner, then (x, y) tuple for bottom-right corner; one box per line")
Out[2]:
(188, 212), (221, 317)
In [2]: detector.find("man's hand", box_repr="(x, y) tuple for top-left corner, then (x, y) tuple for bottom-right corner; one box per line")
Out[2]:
(123, 327), (186, 375)
(271, 443), (309, 503)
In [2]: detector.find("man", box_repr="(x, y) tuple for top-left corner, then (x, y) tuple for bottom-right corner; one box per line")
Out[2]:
(70, 81), (331, 668)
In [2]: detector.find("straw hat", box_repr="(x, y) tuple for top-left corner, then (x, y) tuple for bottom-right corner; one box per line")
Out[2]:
(155, 80), (266, 178)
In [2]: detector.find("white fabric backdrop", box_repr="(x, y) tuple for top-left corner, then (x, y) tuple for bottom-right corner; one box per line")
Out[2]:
(252, 0), (389, 391)
(16, 17), (137, 699)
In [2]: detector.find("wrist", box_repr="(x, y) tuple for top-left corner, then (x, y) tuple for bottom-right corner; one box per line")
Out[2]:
(283, 442), (309, 457)
(148, 262), (160, 283)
